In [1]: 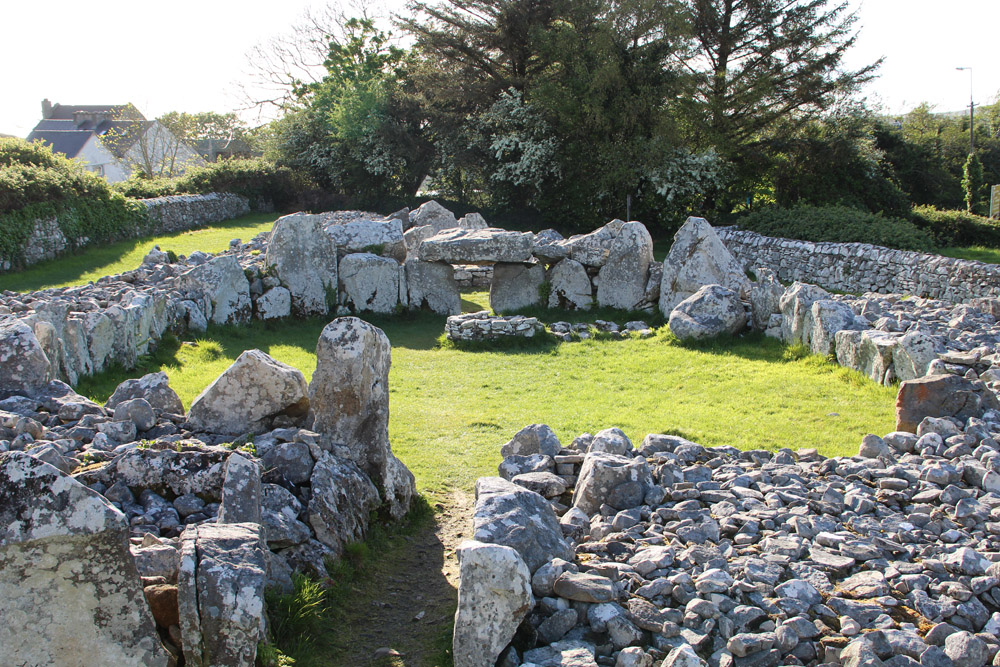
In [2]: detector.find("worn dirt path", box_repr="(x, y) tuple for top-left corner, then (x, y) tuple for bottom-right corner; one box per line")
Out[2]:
(326, 489), (473, 667)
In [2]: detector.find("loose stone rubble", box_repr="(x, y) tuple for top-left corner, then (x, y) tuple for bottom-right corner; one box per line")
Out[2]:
(447, 311), (544, 341)
(457, 420), (1000, 667)
(0, 318), (415, 665)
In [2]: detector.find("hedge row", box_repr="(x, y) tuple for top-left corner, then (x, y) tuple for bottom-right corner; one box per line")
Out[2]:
(910, 206), (1000, 248)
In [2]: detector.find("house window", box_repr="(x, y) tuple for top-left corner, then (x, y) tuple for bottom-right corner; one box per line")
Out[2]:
(91, 165), (105, 176)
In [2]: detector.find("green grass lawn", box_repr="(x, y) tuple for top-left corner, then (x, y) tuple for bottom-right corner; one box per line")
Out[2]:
(936, 245), (1000, 265)
(0, 212), (280, 293)
(77, 291), (896, 498)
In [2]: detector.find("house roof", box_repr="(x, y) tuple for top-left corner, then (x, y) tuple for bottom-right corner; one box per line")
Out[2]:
(24, 130), (93, 158)
(47, 103), (143, 122)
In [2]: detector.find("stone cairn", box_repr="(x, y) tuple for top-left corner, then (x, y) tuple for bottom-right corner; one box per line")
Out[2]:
(455, 417), (1000, 667)
(0, 317), (415, 667)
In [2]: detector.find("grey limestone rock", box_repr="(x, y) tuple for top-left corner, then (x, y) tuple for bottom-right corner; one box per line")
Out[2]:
(405, 258), (461, 315)
(418, 228), (534, 264)
(548, 258), (593, 310)
(0, 319), (51, 394)
(0, 452), (169, 667)
(264, 213), (339, 317)
(254, 285), (292, 320)
(307, 453), (381, 556)
(668, 284), (746, 340)
(573, 452), (654, 515)
(218, 452), (262, 524)
(325, 217), (406, 261)
(409, 200), (458, 232)
(659, 217), (750, 315)
(106, 371), (184, 416)
(490, 262), (545, 313)
(501, 423), (562, 459)
(596, 222), (654, 310)
(339, 252), (401, 314)
(178, 255), (251, 325)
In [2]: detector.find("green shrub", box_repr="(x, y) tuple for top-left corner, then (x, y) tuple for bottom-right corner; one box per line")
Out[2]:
(113, 176), (178, 199)
(0, 138), (115, 214)
(733, 204), (934, 251)
(910, 205), (1000, 249)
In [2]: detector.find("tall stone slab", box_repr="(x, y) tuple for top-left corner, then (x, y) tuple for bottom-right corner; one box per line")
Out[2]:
(0, 319), (51, 394)
(0, 452), (169, 667)
(178, 255), (251, 325)
(264, 213), (339, 317)
(659, 217), (750, 315)
(597, 221), (653, 310)
(309, 318), (415, 520)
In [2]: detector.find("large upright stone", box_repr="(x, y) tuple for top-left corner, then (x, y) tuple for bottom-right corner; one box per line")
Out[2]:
(324, 217), (406, 261)
(809, 300), (864, 355)
(453, 540), (533, 667)
(0, 319), (51, 394)
(749, 267), (784, 331)
(409, 200), (458, 232)
(668, 284), (746, 340)
(473, 476), (574, 572)
(0, 452), (169, 667)
(659, 217), (750, 315)
(188, 349), (309, 435)
(597, 222), (654, 310)
(307, 453), (381, 555)
(339, 253), (401, 314)
(178, 255), (251, 325)
(264, 213), (339, 317)
(178, 522), (268, 667)
(779, 282), (830, 346)
(893, 330), (938, 381)
(548, 258), (593, 309)
(405, 258), (461, 315)
(418, 228), (534, 264)
(309, 318), (415, 520)
(562, 219), (625, 267)
(218, 452), (262, 524)
(491, 263), (545, 313)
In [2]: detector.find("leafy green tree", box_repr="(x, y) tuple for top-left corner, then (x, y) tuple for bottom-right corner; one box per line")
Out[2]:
(964, 152), (985, 214)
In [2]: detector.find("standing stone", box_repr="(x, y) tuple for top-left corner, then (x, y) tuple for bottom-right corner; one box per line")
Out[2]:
(0, 452), (169, 667)
(659, 217), (750, 315)
(563, 219), (625, 267)
(453, 540), (533, 667)
(254, 286), (292, 320)
(309, 318), (415, 520)
(188, 349), (310, 435)
(178, 255), (251, 325)
(548, 258), (593, 309)
(307, 453), (381, 555)
(859, 330), (902, 385)
(574, 452), (655, 515)
(264, 213), (339, 317)
(218, 453), (262, 524)
(0, 319), (51, 394)
(178, 522), (268, 667)
(404, 224), (436, 259)
(597, 222), (654, 310)
(779, 282), (830, 346)
(809, 300), (864, 356)
(339, 253), (401, 314)
(491, 263), (545, 313)
(668, 284), (747, 340)
(405, 258), (461, 315)
(892, 330), (938, 381)
(749, 267), (784, 331)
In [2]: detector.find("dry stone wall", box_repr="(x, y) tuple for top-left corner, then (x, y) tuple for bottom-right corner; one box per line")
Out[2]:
(718, 226), (1000, 302)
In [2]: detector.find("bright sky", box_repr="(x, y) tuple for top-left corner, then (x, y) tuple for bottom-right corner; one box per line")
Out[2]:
(1, 0), (998, 137)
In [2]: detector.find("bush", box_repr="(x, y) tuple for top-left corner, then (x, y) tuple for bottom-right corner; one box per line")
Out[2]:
(114, 158), (311, 210)
(732, 204), (934, 251)
(0, 138), (115, 214)
(910, 205), (1000, 248)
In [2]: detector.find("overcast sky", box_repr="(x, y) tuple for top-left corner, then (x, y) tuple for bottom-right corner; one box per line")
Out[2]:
(2, 0), (997, 137)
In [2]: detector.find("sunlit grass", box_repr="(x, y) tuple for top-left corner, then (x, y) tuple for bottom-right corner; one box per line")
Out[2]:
(937, 245), (1000, 265)
(0, 212), (279, 292)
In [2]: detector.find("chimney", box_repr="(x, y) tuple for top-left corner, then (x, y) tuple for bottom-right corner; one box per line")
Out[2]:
(42, 99), (53, 119)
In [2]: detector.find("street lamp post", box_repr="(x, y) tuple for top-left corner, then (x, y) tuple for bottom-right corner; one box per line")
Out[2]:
(956, 66), (974, 153)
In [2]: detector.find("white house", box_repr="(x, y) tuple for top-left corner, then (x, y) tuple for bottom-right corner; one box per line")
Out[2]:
(26, 100), (205, 183)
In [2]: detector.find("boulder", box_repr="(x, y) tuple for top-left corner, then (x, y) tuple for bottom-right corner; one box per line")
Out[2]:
(264, 213), (339, 317)
(325, 217), (406, 261)
(409, 200), (458, 232)
(668, 284), (746, 340)
(491, 263), (545, 313)
(418, 228), (534, 264)
(563, 219), (625, 267)
(217, 452), (262, 524)
(473, 476), (574, 572)
(501, 423), (562, 459)
(339, 253), (401, 314)
(0, 452), (169, 666)
(188, 349), (309, 435)
(178, 255), (251, 325)
(892, 330), (938, 381)
(307, 453), (381, 555)
(596, 222), (654, 310)
(74, 445), (229, 499)
(896, 374), (999, 433)
(0, 319), (51, 395)
(749, 267), (784, 331)
(178, 522), (268, 667)
(106, 371), (184, 416)
(261, 484), (311, 548)
(574, 452), (655, 515)
(458, 212), (489, 229)
(254, 286), (292, 320)
(405, 258), (461, 315)
(809, 300), (864, 356)
(309, 318), (415, 520)
(659, 217), (750, 314)
(548, 258), (593, 310)
(453, 540), (533, 667)
(859, 330), (902, 385)
(779, 282), (830, 346)
(404, 224), (436, 258)
(534, 229), (570, 262)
